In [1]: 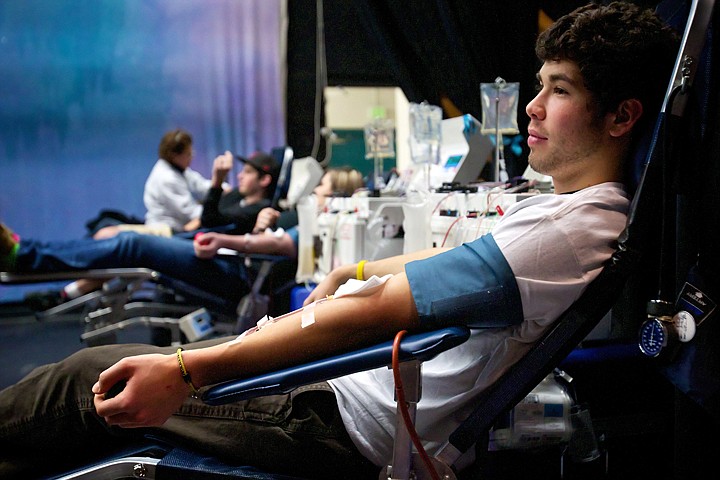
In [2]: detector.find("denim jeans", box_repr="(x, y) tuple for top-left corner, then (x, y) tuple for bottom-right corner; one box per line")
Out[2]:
(0, 337), (378, 479)
(14, 231), (249, 304)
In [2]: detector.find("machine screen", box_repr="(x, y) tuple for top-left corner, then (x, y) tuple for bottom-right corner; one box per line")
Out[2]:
(444, 154), (463, 170)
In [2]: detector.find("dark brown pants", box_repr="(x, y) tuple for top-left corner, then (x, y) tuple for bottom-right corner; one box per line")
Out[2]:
(0, 337), (378, 479)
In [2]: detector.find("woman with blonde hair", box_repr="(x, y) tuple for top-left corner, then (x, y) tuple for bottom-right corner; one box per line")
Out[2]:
(316, 166), (365, 199)
(253, 166), (365, 232)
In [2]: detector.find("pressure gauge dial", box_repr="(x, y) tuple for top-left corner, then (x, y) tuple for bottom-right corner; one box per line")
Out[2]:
(638, 318), (670, 357)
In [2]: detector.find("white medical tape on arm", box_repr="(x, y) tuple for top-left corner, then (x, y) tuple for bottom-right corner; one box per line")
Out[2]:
(301, 302), (316, 328)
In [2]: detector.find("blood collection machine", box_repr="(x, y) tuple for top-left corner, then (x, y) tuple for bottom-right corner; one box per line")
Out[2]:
(311, 195), (405, 283)
(429, 114), (495, 189)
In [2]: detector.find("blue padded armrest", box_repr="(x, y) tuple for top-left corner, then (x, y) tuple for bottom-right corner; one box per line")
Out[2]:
(203, 326), (471, 405)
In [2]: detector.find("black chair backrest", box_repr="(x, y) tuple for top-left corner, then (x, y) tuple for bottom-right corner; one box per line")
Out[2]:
(270, 146), (294, 209)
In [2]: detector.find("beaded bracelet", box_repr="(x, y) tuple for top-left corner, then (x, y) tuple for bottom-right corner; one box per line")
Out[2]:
(176, 347), (200, 398)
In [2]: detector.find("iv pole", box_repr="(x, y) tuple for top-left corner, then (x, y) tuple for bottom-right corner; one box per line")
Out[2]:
(493, 77), (507, 183)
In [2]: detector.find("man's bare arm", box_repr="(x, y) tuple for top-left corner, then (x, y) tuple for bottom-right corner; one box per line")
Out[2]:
(304, 247), (450, 304)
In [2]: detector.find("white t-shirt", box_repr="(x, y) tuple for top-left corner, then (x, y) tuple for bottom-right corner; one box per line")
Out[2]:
(328, 182), (630, 466)
(144, 159), (213, 231)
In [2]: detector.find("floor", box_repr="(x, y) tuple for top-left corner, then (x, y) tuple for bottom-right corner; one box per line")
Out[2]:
(0, 301), (154, 390)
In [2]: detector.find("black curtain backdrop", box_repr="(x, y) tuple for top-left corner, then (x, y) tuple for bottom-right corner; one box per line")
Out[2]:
(288, 0), (542, 176)
(287, 0), (664, 176)
(346, 0), (539, 116)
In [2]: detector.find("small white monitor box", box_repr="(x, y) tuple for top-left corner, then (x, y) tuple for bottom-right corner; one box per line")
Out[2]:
(179, 308), (215, 342)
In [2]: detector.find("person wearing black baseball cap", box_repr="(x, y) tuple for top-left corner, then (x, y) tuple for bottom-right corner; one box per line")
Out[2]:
(236, 151), (282, 193)
(200, 150), (281, 234)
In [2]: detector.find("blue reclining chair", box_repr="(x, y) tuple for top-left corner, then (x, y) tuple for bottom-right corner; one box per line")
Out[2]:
(50, 1), (713, 478)
(50, 325), (471, 480)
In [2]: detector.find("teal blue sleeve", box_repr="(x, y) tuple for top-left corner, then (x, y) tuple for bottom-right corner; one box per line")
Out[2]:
(405, 234), (523, 329)
(286, 226), (299, 247)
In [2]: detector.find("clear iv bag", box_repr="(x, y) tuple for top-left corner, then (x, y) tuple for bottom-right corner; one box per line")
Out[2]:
(408, 102), (442, 165)
(364, 117), (395, 190)
(363, 118), (395, 159)
(480, 79), (520, 135)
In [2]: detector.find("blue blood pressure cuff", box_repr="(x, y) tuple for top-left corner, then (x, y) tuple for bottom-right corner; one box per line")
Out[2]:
(405, 234), (523, 329)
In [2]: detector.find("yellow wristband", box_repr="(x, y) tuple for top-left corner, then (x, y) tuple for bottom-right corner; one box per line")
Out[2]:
(176, 348), (200, 398)
(356, 260), (368, 281)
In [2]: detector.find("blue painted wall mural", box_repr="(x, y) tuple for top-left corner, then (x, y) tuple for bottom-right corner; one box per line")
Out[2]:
(0, 0), (285, 241)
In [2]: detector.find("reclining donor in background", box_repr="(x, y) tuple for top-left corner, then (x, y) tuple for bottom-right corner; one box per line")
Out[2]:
(0, 3), (678, 479)
(0, 167), (363, 309)
(22, 149), (282, 310)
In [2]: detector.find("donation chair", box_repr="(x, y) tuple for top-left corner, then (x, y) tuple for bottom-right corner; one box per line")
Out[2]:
(0, 253), (298, 347)
(0, 268), (205, 346)
(50, 1), (712, 477)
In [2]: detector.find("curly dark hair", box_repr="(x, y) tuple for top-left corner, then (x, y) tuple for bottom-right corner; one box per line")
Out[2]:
(536, 1), (679, 128)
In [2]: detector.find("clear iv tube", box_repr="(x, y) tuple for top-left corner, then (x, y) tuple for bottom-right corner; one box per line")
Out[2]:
(494, 89), (506, 182)
(374, 151), (384, 191)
